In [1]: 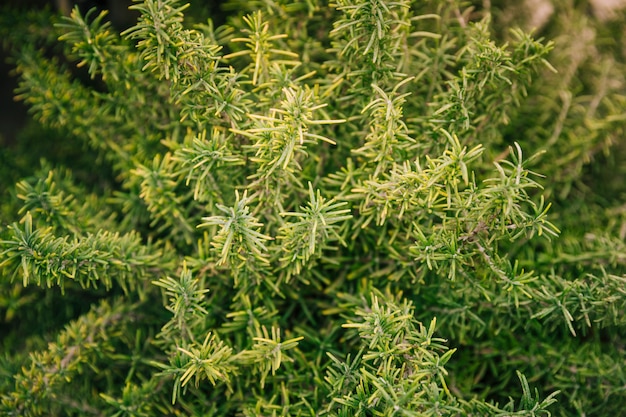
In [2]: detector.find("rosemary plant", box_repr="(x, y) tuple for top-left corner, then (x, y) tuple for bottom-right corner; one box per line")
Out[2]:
(1, 0), (625, 415)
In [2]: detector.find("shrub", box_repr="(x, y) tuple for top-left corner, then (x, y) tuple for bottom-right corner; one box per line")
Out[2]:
(1, 0), (625, 415)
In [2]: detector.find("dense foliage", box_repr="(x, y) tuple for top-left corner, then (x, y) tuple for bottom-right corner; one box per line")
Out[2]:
(1, 0), (625, 415)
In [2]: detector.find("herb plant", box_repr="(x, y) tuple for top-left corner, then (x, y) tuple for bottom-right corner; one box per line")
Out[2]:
(1, 0), (625, 415)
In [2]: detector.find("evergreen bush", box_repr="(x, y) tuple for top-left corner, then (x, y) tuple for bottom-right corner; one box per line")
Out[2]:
(1, 0), (625, 415)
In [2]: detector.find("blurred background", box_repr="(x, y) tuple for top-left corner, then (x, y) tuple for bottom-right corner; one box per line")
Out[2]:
(0, 0), (227, 148)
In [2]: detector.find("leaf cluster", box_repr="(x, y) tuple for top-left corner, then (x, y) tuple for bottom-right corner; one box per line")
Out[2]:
(1, 0), (625, 415)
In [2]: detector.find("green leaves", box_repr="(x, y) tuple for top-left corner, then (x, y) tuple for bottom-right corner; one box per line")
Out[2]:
(173, 128), (244, 203)
(57, 6), (121, 81)
(328, 291), (560, 417)
(198, 190), (271, 267)
(153, 332), (237, 404)
(234, 325), (303, 388)
(123, 0), (191, 82)
(177, 332), (236, 389)
(153, 265), (209, 342)
(352, 78), (416, 176)
(401, 138), (559, 286)
(0, 212), (168, 295)
(236, 84), (343, 197)
(4, 0), (626, 415)
(0, 300), (143, 415)
(422, 16), (555, 150)
(132, 152), (197, 245)
(327, 291), (460, 415)
(278, 183), (351, 282)
(224, 10), (300, 86)
(330, 0), (411, 76)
